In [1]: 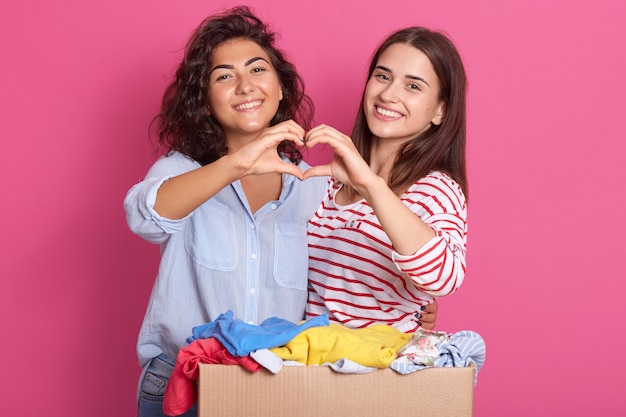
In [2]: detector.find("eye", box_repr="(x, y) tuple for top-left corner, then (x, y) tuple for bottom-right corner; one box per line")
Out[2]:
(214, 73), (231, 82)
(251, 66), (268, 74)
(408, 83), (422, 91)
(374, 72), (390, 82)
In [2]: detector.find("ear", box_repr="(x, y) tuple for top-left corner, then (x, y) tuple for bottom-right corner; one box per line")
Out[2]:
(431, 102), (445, 126)
(204, 105), (211, 116)
(279, 88), (284, 101)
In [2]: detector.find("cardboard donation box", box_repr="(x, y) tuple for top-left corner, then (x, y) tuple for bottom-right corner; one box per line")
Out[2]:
(198, 363), (474, 417)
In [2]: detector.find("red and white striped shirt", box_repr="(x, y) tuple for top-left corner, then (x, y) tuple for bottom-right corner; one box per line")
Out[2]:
(305, 171), (467, 333)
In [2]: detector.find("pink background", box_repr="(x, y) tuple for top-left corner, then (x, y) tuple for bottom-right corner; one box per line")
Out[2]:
(2, 0), (625, 415)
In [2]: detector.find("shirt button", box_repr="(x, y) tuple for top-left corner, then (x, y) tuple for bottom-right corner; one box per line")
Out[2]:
(271, 204), (277, 210)
(249, 288), (256, 294)
(251, 254), (257, 260)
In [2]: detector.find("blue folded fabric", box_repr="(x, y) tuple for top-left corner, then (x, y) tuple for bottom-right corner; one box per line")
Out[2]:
(187, 310), (329, 356)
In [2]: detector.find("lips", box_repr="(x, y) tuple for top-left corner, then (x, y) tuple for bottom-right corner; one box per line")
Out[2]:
(234, 100), (263, 111)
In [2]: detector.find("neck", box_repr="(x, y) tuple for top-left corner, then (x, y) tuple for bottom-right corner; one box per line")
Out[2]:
(368, 138), (400, 182)
(240, 173), (282, 213)
(225, 128), (268, 154)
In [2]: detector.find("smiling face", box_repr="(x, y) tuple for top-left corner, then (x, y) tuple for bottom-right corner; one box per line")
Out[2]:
(207, 38), (283, 143)
(363, 42), (445, 147)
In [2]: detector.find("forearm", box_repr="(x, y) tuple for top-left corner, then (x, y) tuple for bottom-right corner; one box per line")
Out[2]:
(154, 154), (243, 219)
(358, 175), (435, 255)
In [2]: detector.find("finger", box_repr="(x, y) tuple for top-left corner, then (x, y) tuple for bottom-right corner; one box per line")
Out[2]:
(419, 320), (436, 331)
(307, 123), (341, 136)
(256, 128), (303, 151)
(304, 134), (340, 152)
(305, 124), (343, 140)
(260, 131), (305, 150)
(422, 301), (438, 314)
(302, 164), (332, 179)
(276, 162), (304, 180)
(418, 311), (436, 325)
(305, 131), (355, 155)
(269, 120), (305, 138)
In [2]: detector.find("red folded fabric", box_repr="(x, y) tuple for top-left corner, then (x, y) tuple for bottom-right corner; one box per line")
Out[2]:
(163, 338), (261, 416)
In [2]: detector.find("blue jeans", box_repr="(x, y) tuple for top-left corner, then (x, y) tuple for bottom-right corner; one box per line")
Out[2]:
(137, 353), (198, 417)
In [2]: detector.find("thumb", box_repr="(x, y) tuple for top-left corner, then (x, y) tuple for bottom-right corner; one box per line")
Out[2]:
(278, 162), (305, 180)
(302, 164), (332, 180)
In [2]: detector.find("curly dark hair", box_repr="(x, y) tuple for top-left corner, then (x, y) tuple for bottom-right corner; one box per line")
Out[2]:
(352, 27), (468, 199)
(153, 6), (313, 166)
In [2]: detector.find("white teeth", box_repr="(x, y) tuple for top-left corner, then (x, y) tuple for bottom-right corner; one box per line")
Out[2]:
(235, 100), (262, 110)
(376, 106), (401, 118)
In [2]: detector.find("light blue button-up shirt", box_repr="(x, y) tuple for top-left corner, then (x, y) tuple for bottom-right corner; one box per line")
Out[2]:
(124, 151), (327, 366)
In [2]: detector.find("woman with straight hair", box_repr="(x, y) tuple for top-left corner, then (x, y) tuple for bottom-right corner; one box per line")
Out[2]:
(303, 26), (468, 333)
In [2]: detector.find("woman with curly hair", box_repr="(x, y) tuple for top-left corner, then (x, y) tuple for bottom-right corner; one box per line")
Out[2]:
(124, 7), (326, 416)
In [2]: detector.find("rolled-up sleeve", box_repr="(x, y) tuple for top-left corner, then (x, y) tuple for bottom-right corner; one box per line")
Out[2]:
(391, 174), (467, 297)
(123, 152), (196, 244)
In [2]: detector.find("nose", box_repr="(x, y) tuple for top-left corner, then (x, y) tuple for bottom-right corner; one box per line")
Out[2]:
(235, 75), (254, 95)
(380, 81), (400, 103)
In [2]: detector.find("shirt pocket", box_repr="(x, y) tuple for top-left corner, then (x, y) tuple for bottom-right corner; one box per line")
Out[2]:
(273, 223), (308, 290)
(184, 202), (238, 271)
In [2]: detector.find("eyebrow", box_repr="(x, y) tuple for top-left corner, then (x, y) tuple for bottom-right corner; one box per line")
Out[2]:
(375, 65), (430, 87)
(210, 57), (270, 74)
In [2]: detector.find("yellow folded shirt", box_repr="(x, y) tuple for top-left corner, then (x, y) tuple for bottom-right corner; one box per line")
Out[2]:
(270, 323), (411, 368)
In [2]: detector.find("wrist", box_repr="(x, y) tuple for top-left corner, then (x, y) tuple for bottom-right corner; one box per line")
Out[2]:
(356, 174), (388, 201)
